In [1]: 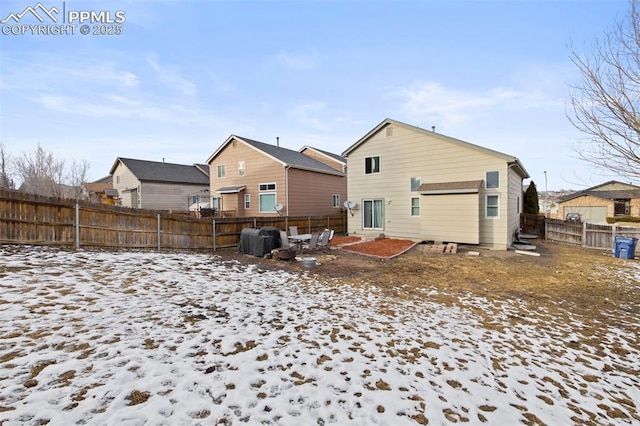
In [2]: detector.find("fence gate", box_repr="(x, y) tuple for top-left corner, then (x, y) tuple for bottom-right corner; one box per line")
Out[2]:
(583, 223), (613, 250)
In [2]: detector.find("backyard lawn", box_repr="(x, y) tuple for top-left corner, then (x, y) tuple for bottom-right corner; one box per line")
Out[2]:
(0, 241), (638, 425)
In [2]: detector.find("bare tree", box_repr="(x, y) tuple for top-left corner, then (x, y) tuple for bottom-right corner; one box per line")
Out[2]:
(0, 143), (15, 189)
(567, 0), (640, 180)
(68, 159), (91, 200)
(14, 144), (66, 198)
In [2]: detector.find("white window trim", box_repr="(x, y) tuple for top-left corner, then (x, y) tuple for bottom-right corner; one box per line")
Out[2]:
(259, 182), (276, 191)
(258, 192), (277, 213)
(217, 164), (226, 179)
(365, 155), (381, 175)
(362, 198), (384, 230)
(410, 177), (421, 192)
(244, 194), (250, 209)
(486, 194), (500, 219)
(213, 196), (222, 210)
(411, 197), (420, 217)
(486, 171), (499, 189)
(332, 194), (340, 208)
(238, 161), (245, 177)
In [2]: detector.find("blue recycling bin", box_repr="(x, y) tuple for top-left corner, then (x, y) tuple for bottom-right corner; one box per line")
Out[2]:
(614, 236), (637, 259)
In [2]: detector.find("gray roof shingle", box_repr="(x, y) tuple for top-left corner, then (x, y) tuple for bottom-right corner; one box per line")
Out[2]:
(111, 158), (209, 185)
(417, 180), (483, 194)
(237, 136), (344, 175)
(560, 189), (640, 202)
(302, 146), (346, 164)
(558, 181), (640, 202)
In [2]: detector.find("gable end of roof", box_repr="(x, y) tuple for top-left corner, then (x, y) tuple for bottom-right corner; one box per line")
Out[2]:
(207, 135), (344, 176)
(342, 118), (529, 179)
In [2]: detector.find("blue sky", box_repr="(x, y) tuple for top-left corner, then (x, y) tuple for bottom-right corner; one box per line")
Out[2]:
(0, 0), (632, 190)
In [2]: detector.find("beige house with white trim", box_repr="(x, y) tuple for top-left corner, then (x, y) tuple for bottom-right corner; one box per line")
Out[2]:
(342, 118), (529, 250)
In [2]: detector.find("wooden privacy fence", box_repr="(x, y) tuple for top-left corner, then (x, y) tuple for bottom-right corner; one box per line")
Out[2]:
(520, 213), (639, 251)
(544, 218), (640, 250)
(0, 189), (347, 250)
(519, 213), (545, 236)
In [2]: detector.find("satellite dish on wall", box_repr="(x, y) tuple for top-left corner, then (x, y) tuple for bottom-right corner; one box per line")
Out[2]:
(343, 200), (357, 216)
(274, 203), (284, 216)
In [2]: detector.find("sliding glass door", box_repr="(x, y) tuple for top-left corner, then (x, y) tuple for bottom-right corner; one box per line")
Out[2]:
(363, 199), (384, 230)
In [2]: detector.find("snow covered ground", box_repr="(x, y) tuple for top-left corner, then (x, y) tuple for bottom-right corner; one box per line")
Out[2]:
(0, 246), (638, 425)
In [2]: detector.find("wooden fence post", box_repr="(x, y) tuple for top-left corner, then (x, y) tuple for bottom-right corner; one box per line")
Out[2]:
(75, 203), (80, 250)
(213, 218), (217, 251)
(582, 222), (587, 248)
(157, 214), (161, 251)
(612, 224), (617, 253)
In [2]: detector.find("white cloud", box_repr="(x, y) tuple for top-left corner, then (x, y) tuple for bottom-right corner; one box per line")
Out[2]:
(146, 55), (198, 96)
(289, 100), (351, 132)
(274, 50), (318, 70)
(1, 52), (215, 127)
(0, 55), (140, 91)
(25, 91), (222, 129)
(388, 81), (557, 127)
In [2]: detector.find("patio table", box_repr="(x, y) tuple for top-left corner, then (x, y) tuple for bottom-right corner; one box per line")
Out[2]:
(288, 234), (312, 253)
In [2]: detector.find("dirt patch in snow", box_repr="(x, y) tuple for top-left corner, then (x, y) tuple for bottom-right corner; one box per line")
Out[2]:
(226, 236), (640, 329)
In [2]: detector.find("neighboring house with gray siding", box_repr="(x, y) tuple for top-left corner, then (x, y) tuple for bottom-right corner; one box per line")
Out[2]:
(109, 158), (210, 211)
(206, 136), (346, 217)
(342, 118), (529, 250)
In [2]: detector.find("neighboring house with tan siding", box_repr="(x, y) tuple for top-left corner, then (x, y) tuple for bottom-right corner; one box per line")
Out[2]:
(84, 176), (118, 205)
(206, 136), (346, 217)
(299, 146), (346, 173)
(557, 181), (640, 224)
(342, 118), (529, 250)
(110, 158), (210, 211)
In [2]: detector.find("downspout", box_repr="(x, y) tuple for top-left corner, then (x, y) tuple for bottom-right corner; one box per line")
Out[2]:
(507, 162), (520, 247)
(285, 165), (290, 216)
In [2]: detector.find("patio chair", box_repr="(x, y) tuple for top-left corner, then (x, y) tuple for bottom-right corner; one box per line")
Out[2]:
(317, 229), (331, 248)
(289, 226), (298, 236)
(273, 230), (297, 260)
(279, 230), (294, 250)
(301, 232), (320, 253)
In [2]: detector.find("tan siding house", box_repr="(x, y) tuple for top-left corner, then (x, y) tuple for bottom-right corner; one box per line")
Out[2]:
(110, 158), (210, 211)
(557, 181), (640, 223)
(342, 118), (529, 250)
(299, 146), (346, 173)
(84, 176), (118, 205)
(206, 136), (346, 217)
